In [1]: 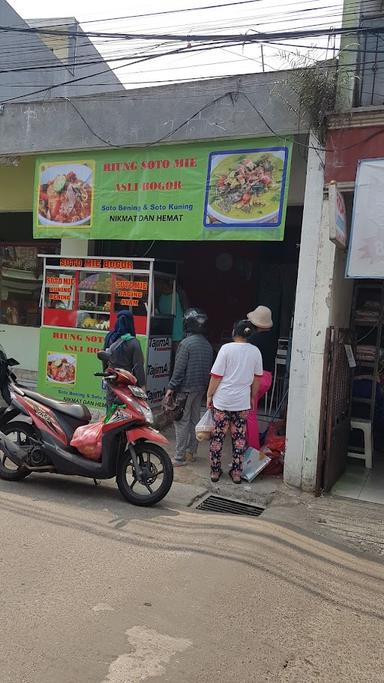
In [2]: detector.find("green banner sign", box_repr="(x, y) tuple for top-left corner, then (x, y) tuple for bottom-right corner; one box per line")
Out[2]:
(34, 138), (292, 241)
(37, 327), (147, 410)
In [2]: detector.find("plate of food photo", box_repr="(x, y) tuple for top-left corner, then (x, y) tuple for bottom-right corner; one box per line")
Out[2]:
(38, 162), (93, 227)
(46, 353), (77, 384)
(204, 149), (287, 226)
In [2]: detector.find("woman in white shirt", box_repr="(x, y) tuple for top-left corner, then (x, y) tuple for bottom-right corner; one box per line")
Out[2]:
(207, 320), (263, 483)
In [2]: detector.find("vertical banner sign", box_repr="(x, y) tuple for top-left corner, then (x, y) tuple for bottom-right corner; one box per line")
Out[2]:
(146, 336), (172, 407)
(347, 159), (384, 278)
(329, 182), (347, 249)
(33, 138), (292, 242)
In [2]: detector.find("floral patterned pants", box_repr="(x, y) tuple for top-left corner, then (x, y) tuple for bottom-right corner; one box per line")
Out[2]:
(209, 409), (247, 473)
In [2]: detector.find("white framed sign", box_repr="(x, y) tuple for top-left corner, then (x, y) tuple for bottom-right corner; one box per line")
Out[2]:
(347, 158), (384, 278)
(344, 344), (356, 369)
(329, 182), (347, 249)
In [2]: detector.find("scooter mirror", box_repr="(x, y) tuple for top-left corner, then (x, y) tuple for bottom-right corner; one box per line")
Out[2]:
(97, 350), (110, 363)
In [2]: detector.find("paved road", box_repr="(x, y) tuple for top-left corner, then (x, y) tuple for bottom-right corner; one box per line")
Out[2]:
(0, 474), (383, 683)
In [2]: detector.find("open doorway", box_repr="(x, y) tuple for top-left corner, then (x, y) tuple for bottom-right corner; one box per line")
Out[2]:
(93, 208), (302, 485)
(331, 281), (384, 504)
(94, 207), (301, 353)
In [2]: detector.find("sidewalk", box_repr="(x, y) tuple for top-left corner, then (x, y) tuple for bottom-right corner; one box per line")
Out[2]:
(263, 486), (384, 559)
(163, 423), (282, 507)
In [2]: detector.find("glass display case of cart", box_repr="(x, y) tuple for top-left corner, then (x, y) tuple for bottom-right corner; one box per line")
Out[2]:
(77, 271), (112, 332)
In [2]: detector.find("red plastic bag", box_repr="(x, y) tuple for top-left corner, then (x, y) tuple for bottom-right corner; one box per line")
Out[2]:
(261, 448), (284, 475)
(70, 421), (103, 461)
(261, 420), (286, 476)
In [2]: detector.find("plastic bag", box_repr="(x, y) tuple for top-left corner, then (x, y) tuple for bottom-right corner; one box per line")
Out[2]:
(195, 410), (215, 442)
(241, 447), (271, 482)
(162, 392), (187, 422)
(260, 448), (284, 476)
(260, 421), (286, 476)
(70, 421), (103, 461)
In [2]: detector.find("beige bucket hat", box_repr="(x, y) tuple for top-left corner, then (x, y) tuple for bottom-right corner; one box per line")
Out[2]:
(247, 305), (273, 330)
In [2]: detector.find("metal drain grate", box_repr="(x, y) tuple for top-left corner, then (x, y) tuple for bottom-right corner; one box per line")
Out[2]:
(196, 495), (264, 517)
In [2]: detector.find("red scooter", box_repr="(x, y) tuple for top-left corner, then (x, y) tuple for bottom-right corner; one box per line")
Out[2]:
(0, 346), (173, 506)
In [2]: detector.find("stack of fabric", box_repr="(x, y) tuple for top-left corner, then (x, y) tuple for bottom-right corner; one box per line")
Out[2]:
(355, 300), (381, 323)
(356, 345), (376, 363)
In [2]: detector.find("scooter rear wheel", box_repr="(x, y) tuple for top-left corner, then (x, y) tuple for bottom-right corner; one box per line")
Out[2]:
(117, 441), (173, 506)
(0, 421), (36, 481)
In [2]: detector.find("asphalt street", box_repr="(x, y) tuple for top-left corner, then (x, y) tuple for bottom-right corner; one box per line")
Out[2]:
(0, 473), (383, 682)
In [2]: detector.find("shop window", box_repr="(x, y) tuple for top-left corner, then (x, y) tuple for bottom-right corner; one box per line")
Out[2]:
(0, 242), (59, 327)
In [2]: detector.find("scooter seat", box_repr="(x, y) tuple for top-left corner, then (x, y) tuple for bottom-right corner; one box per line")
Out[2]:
(22, 389), (91, 421)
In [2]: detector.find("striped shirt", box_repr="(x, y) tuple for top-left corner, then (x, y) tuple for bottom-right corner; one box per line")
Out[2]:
(168, 334), (213, 393)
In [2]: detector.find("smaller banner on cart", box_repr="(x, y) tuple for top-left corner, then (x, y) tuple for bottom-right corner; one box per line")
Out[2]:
(37, 327), (147, 410)
(37, 327), (107, 409)
(146, 336), (172, 407)
(347, 158), (384, 278)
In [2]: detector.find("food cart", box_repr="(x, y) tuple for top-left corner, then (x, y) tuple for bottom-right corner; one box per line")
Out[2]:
(37, 255), (177, 409)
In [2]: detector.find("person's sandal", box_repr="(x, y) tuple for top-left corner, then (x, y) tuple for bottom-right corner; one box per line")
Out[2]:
(172, 458), (188, 467)
(210, 469), (222, 483)
(229, 469), (241, 484)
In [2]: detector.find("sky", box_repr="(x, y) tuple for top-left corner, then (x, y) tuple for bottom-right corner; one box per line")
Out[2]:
(7, 0), (346, 87)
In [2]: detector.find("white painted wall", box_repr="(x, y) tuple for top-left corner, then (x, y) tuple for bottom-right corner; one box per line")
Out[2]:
(329, 248), (353, 328)
(284, 136), (337, 491)
(0, 324), (40, 371)
(60, 239), (88, 256)
(0, 240), (90, 373)
(284, 159), (355, 491)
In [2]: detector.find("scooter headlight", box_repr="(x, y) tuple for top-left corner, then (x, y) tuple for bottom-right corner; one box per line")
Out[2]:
(137, 403), (154, 425)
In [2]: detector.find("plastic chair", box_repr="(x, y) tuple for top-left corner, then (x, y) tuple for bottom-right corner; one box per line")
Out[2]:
(348, 419), (373, 469)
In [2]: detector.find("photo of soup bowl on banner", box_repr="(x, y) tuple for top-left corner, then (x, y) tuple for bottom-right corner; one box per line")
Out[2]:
(46, 353), (77, 384)
(204, 148), (288, 229)
(37, 162), (94, 227)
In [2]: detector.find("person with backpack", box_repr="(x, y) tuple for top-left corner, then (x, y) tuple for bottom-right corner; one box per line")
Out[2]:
(103, 310), (146, 407)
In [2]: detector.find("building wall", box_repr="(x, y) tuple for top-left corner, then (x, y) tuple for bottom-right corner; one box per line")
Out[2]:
(0, 71), (309, 155)
(329, 248), (353, 328)
(27, 17), (123, 94)
(0, 157), (35, 211)
(326, 120), (384, 184)
(284, 135), (332, 490)
(1, 324), (40, 372)
(0, 0), (123, 103)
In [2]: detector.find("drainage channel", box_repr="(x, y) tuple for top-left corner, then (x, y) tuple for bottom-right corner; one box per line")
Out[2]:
(196, 494), (264, 517)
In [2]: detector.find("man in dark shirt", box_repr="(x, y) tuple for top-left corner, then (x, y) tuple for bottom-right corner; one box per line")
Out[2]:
(247, 328), (277, 373)
(165, 309), (213, 466)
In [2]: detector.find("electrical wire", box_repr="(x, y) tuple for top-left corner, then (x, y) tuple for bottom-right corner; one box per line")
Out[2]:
(0, 0), (369, 78)
(1, 2), (383, 119)
(0, 41), (236, 104)
(1, 20), (384, 44)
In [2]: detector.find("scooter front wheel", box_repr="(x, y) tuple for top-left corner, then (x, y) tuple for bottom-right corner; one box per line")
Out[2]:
(116, 441), (173, 506)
